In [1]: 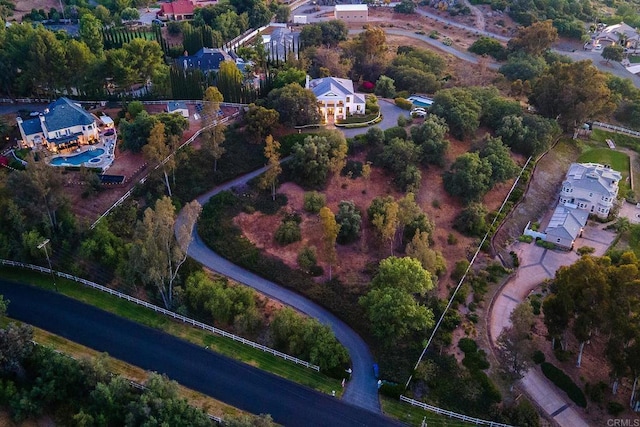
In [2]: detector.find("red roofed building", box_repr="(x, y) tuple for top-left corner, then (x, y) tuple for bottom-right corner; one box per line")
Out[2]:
(157, 0), (195, 21)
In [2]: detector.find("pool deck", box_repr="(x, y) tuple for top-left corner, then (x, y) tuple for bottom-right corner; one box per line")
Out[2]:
(48, 130), (117, 172)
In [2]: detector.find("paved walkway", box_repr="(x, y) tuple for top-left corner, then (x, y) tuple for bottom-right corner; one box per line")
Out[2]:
(176, 165), (382, 414)
(488, 223), (615, 427)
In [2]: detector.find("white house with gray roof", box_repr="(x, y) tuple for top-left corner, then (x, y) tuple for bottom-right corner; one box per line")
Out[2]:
(17, 97), (99, 151)
(305, 76), (366, 122)
(559, 162), (622, 219)
(543, 205), (589, 249)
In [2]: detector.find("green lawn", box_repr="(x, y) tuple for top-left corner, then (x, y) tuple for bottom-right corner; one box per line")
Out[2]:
(381, 397), (476, 426)
(577, 148), (630, 179)
(336, 113), (379, 125)
(629, 55), (640, 64)
(591, 128), (640, 151)
(0, 266), (343, 395)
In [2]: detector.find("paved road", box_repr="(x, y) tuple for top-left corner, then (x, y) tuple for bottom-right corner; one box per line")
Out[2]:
(179, 165), (382, 413)
(488, 224), (615, 427)
(340, 98), (408, 139)
(0, 280), (400, 427)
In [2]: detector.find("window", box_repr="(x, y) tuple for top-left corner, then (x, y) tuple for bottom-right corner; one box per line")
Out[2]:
(346, 97), (350, 102)
(356, 105), (361, 111)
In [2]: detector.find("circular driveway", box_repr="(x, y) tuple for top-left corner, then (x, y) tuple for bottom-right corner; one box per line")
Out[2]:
(340, 99), (408, 138)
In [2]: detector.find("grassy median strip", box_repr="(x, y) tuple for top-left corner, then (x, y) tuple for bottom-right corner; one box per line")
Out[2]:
(0, 266), (343, 395)
(380, 397), (473, 426)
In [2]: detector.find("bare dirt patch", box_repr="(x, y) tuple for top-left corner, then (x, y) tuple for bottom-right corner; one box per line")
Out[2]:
(234, 130), (517, 300)
(12, 0), (59, 21)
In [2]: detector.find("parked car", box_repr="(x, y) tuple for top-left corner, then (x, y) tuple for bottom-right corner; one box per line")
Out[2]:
(152, 19), (165, 27)
(411, 108), (427, 118)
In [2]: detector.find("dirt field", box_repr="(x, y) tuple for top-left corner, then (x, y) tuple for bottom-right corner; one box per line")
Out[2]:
(366, 7), (516, 53)
(234, 126), (518, 299)
(12, 0), (60, 21)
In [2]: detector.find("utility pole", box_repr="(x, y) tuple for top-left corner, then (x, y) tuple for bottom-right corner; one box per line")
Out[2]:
(37, 239), (58, 292)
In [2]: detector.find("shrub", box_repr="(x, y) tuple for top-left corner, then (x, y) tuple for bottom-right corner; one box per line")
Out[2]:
(532, 350), (545, 364)
(535, 240), (555, 249)
(280, 133), (310, 155)
(454, 203), (488, 237)
(335, 200), (362, 244)
(303, 191), (326, 213)
(451, 259), (469, 282)
(510, 251), (520, 268)
(554, 348), (571, 362)
(428, 30), (440, 39)
(379, 382), (404, 399)
(447, 233), (458, 245)
(518, 235), (533, 243)
(167, 21), (181, 34)
(365, 94), (380, 113)
(607, 401), (625, 416)
(577, 246), (595, 256)
(458, 337), (478, 353)
(585, 381), (607, 403)
(530, 297), (541, 315)
(397, 114), (409, 127)
(254, 193), (288, 215)
(341, 160), (363, 178)
(297, 246), (318, 272)
(275, 220), (302, 245)
(309, 265), (324, 276)
(394, 97), (413, 110)
(540, 362), (587, 408)
(384, 126), (408, 142)
(361, 81), (375, 92)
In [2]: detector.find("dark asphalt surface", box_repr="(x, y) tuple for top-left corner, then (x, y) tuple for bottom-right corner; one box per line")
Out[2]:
(0, 280), (401, 427)
(177, 165), (382, 413)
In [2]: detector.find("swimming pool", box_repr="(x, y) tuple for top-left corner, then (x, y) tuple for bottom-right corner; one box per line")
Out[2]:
(407, 95), (434, 108)
(50, 149), (105, 166)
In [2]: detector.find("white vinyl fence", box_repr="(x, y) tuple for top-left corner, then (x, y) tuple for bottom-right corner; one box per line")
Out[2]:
(399, 396), (513, 427)
(592, 121), (640, 138)
(0, 259), (320, 371)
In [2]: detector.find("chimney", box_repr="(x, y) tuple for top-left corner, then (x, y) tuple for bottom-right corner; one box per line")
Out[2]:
(305, 74), (310, 89)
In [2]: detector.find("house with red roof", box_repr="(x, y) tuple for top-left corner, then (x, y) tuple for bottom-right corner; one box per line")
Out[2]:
(157, 0), (196, 21)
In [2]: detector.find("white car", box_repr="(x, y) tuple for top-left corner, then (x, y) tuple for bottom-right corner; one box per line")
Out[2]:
(594, 45), (603, 50)
(411, 108), (427, 117)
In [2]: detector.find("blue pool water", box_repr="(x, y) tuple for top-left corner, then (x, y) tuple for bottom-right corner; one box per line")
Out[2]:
(407, 95), (434, 108)
(50, 149), (105, 166)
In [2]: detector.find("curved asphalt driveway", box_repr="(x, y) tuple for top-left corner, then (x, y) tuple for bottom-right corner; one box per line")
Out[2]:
(0, 280), (399, 427)
(177, 166), (381, 414)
